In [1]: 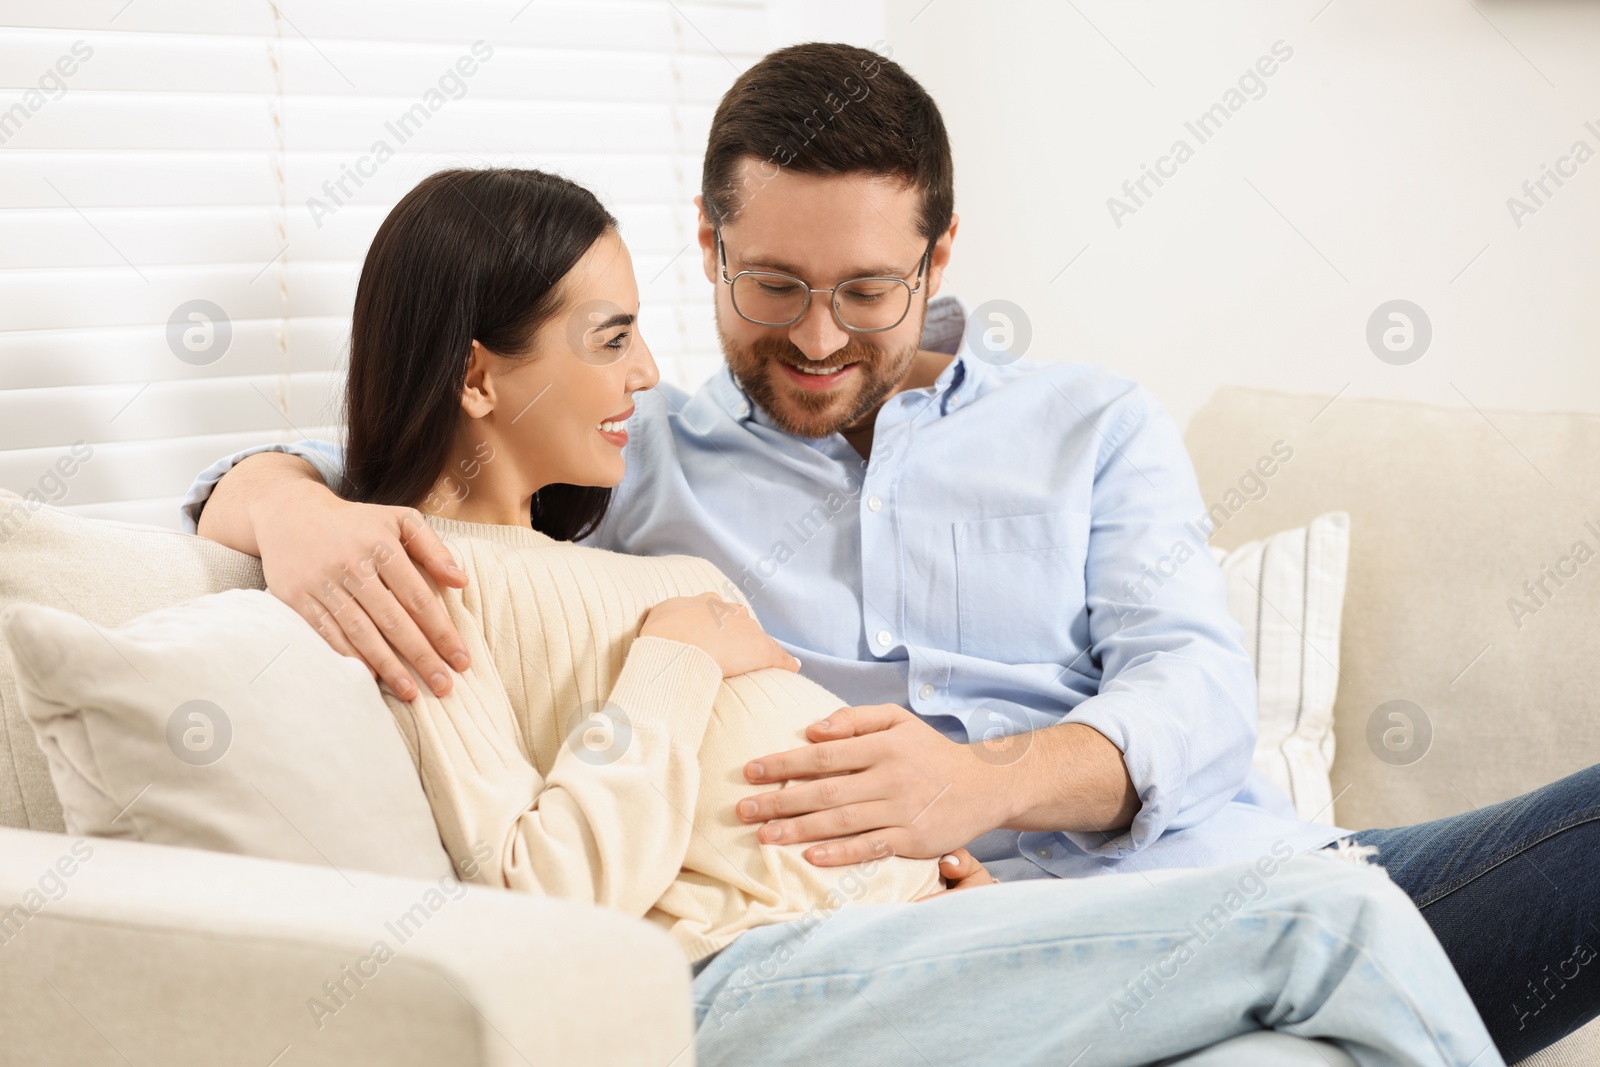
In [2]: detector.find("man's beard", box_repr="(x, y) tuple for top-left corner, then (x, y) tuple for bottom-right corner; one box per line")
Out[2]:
(717, 313), (923, 440)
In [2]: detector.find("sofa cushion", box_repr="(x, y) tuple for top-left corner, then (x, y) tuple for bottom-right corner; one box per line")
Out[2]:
(2, 589), (452, 878)
(1184, 387), (1600, 831)
(1187, 388), (1600, 1065)
(1212, 512), (1350, 824)
(0, 489), (265, 831)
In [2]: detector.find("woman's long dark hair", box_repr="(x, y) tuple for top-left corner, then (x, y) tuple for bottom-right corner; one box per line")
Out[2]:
(341, 168), (619, 541)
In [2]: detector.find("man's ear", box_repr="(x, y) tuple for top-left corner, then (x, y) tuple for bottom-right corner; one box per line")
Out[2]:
(695, 194), (718, 285)
(461, 340), (496, 419)
(927, 212), (958, 300)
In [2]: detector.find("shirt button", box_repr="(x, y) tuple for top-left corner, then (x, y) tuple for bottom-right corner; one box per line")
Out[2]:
(918, 683), (935, 700)
(875, 629), (892, 648)
(867, 495), (882, 512)
(736, 402), (749, 417)
(1035, 848), (1051, 860)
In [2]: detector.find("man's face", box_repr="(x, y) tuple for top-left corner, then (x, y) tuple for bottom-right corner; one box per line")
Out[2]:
(699, 160), (949, 439)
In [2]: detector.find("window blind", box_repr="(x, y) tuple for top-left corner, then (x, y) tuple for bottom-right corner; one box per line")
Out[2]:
(0, 0), (785, 529)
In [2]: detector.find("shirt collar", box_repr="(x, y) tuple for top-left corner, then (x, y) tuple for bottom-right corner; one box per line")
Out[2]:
(708, 294), (984, 430)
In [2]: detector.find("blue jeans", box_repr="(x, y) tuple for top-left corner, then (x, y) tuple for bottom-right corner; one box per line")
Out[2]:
(689, 852), (1502, 1067)
(1347, 762), (1600, 1063)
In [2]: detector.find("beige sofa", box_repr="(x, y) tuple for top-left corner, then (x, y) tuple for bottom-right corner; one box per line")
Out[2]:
(0, 490), (709, 1065)
(1186, 386), (1600, 1067)
(0, 382), (1594, 1064)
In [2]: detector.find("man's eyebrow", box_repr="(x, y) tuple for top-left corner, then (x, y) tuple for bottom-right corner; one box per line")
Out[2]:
(589, 312), (635, 330)
(736, 253), (909, 280)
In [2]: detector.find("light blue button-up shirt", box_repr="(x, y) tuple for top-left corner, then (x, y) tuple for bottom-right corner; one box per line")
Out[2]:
(183, 295), (1346, 880)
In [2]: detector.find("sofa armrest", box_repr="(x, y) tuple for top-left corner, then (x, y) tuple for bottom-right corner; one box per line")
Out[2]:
(0, 828), (693, 1066)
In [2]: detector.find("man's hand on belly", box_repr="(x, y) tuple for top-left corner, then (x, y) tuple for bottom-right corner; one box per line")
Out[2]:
(735, 705), (1142, 867)
(732, 704), (1012, 866)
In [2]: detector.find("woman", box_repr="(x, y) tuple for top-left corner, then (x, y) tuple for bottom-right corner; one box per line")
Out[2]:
(340, 167), (1502, 1067)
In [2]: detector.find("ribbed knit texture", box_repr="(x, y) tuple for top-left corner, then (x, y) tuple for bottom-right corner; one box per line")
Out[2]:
(383, 516), (941, 962)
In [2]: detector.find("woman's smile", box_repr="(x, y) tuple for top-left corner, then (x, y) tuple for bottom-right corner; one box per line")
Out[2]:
(598, 404), (634, 447)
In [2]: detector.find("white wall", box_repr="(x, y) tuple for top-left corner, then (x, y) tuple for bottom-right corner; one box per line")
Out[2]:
(887, 0), (1600, 430)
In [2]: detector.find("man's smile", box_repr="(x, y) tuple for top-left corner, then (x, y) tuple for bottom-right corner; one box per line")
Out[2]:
(779, 361), (859, 391)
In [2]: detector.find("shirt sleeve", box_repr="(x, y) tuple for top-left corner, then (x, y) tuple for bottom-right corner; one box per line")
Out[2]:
(1061, 385), (1259, 858)
(180, 439), (345, 534)
(384, 598), (723, 915)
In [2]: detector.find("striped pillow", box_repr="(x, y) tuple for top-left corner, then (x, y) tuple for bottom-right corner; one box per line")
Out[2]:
(1211, 512), (1351, 825)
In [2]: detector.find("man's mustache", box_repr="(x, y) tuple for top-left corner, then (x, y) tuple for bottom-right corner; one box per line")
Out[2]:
(745, 338), (880, 371)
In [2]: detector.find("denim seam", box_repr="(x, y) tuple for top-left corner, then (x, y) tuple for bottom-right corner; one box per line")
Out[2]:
(692, 924), (1205, 1006)
(1411, 805), (1600, 910)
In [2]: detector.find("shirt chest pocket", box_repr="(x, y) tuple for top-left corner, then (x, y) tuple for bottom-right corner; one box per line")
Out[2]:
(954, 511), (1088, 663)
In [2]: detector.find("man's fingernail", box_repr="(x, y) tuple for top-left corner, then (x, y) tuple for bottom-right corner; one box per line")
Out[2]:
(738, 799), (757, 818)
(746, 762), (764, 779)
(759, 824), (781, 843)
(449, 652), (470, 671)
(816, 719), (832, 730)
(940, 854), (959, 867)
(429, 673), (448, 694)
(811, 847), (833, 862)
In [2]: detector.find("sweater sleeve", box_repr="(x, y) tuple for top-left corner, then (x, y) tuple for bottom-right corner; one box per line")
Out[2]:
(385, 617), (723, 916)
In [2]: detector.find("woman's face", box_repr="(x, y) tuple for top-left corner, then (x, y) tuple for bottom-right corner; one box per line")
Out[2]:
(472, 231), (659, 496)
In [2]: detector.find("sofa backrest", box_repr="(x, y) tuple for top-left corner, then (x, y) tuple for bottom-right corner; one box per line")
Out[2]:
(1185, 386), (1600, 830)
(0, 490), (264, 830)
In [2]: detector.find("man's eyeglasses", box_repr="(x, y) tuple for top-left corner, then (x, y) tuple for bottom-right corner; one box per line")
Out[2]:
(715, 231), (934, 334)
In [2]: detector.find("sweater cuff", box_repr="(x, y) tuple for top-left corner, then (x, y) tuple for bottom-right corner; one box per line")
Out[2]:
(604, 634), (723, 748)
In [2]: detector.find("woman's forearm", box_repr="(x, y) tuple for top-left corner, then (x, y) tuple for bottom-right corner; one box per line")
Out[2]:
(394, 618), (724, 915)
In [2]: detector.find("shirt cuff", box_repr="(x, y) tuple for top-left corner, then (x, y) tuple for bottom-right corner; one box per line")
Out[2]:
(1056, 687), (1190, 857)
(180, 440), (343, 534)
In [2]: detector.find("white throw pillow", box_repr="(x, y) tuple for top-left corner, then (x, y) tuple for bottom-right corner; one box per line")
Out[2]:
(1210, 512), (1351, 825)
(1, 588), (452, 879)
(0, 488), (267, 832)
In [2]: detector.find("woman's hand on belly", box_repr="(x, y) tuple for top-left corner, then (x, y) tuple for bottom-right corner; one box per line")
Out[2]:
(641, 592), (802, 679)
(916, 848), (1000, 900)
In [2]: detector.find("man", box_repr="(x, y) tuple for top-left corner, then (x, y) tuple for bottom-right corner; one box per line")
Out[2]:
(187, 42), (1598, 1061)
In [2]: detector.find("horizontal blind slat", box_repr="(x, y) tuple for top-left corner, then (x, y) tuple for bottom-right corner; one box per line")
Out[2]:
(0, 2), (770, 53)
(0, 266), (704, 333)
(0, 150), (686, 207)
(0, 263), (357, 331)
(0, 425), (341, 509)
(0, 372), (344, 452)
(0, 203), (690, 268)
(2, 34), (746, 99)
(0, 298), (712, 394)
(0, 318), (349, 389)
(0, 1), (766, 514)
(0, 95), (715, 152)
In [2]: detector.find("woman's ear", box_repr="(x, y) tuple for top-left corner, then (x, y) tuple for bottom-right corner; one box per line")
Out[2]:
(461, 340), (496, 419)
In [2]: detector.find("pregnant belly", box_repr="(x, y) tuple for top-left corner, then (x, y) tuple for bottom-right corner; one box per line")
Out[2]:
(679, 667), (942, 911)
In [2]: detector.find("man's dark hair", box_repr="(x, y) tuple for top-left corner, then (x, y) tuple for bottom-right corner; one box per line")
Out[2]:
(701, 42), (953, 242)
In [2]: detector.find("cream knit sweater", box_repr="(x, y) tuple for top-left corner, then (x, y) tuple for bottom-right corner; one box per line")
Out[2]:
(383, 516), (941, 962)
